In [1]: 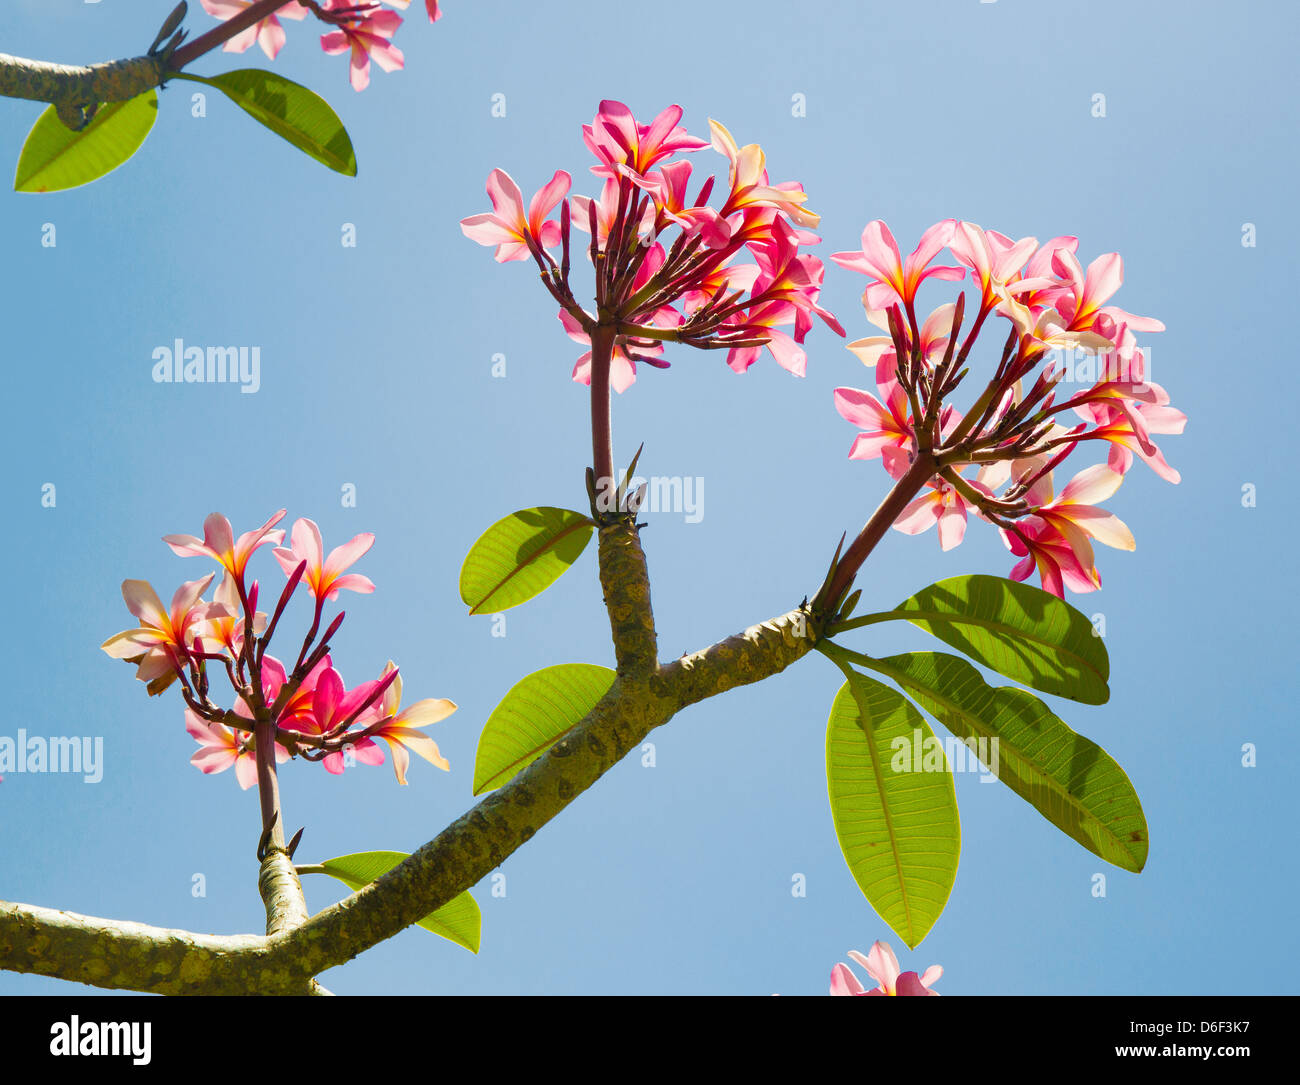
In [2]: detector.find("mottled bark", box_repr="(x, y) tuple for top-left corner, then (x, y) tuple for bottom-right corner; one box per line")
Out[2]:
(0, 520), (819, 993)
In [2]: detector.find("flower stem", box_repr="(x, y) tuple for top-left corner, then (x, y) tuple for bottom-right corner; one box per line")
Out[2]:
(819, 451), (938, 612)
(589, 324), (617, 508)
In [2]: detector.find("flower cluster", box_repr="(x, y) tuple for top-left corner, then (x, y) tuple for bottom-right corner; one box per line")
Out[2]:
(460, 100), (845, 392)
(829, 940), (942, 996)
(832, 220), (1184, 596)
(199, 1), (442, 91)
(102, 510), (455, 788)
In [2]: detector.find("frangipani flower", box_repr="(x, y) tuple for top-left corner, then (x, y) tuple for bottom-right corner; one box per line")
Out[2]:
(894, 475), (992, 551)
(1003, 516), (1100, 597)
(948, 222), (1038, 311)
(360, 661), (455, 784)
(294, 666), (393, 774)
(164, 510), (287, 582)
(1024, 464), (1136, 564)
(186, 709), (288, 790)
(320, 2), (404, 92)
(205, 574), (267, 657)
(830, 941), (942, 996)
(831, 219), (964, 312)
(583, 101), (709, 180)
(234, 654), (330, 731)
(199, 0), (308, 60)
(461, 168), (571, 263)
(101, 575), (226, 684)
(559, 309), (673, 393)
(708, 119), (819, 229)
(272, 518), (376, 602)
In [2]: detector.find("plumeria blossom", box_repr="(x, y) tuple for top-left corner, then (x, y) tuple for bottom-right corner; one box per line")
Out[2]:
(894, 474), (992, 552)
(826, 220), (1182, 597)
(708, 119), (820, 231)
(186, 709), (288, 790)
(830, 941), (942, 996)
(832, 219), (964, 313)
(101, 575), (226, 684)
(206, 574), (267, 658)
(358, 662), (455, 784)
(560, 309), (672, 393)
(290, 665), (393, 774)
(583, 101), (709, 180)
(272, 517), (376, 602)
(460, 169), (571, 263)
(320, 1), (405, 92)
(199, 0), (308, 60)
(994, 465), (1135, 596)
(106, 511), (455, 793)
(164, 510), (286, 582)
(462, 101), (843, 393)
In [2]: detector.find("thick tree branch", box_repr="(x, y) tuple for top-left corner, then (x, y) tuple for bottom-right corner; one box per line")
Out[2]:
(0, 0), (296, 129)
(0, 53), (163, 130)
(0, 512), (820, 992)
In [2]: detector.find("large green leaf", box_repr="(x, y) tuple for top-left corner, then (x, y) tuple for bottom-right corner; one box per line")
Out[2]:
(866, 651), (1148, 872)
(825, 669), (960, 949)
(473, 663), (616, 794)
(868, 574), (1110, 705)
(459, 507), (595, 615)
(15, 92), (158, 193)
(317, 851), (481, 952)
(174, 70), (356, 176)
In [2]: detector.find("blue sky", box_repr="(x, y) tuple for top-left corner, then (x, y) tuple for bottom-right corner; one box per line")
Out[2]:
(0, 0), (1295, 995)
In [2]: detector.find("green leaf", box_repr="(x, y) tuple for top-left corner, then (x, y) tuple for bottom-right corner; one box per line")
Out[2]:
(15, 92), (158, 193)
(866, 651), (1148, 872)
(174, 70), (356, 176)
(825, 669), (960, 949)
(473, 663), (616, 795)
(888, 574), (1109, 705)
(317, 851), (481, 952)
(459, 507), (595, 615)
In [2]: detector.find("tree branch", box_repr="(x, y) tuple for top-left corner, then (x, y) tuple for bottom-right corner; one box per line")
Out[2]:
(0, 512), (820, 992)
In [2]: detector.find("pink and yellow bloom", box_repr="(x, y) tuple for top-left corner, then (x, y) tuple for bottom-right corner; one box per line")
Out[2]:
(164, 510), (287, 582)
(832, 219), (964, 312)
(320, 2), (404, 92)
(199, 0), (308, 60)
(830, 941), (942, 996)
(101, 575), (226, 683)
(582, 101), (709, 180)
(186, 709), (289, 790)
(359, 661), (455, 784)
(461, 168), (572, 263)
(272, 518), (376, 602)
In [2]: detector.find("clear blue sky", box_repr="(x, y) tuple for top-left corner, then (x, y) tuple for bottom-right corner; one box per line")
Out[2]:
(0, 0), (1295, 995)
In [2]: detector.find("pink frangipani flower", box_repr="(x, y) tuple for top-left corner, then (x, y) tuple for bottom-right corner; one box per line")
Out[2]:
(583, 101), (709, 180)
(272, 518), (375, 602)
(830, 941), (942, 996)
(320, 2), (404, 92)
(461, 168), (571, 263)
(199, 0), (308, 61)
(831, 219), (964, 312)
(164, 510), (287, 582)
(186, 709), (289, 790)
(359, 661), (456, 785)
(101, 575), (226, 684)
